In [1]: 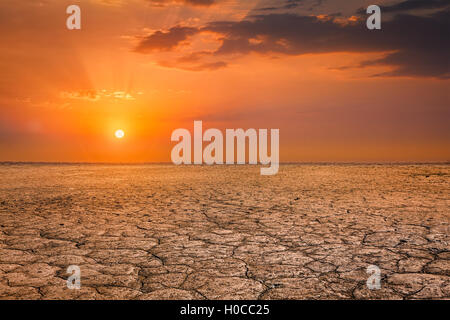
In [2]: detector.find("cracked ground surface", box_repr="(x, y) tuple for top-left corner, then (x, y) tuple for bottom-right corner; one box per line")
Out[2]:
(0, 164), (448, 300)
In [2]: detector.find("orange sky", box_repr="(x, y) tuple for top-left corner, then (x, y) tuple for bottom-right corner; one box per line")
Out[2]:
(0, 0), (449, 162)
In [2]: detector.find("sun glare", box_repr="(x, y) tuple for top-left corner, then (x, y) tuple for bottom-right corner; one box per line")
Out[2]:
(115, 129), (125, 139)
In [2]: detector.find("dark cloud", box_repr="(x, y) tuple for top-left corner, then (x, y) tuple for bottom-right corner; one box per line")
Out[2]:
(135, 26), (198, 52)
(357, 0), (450, 15)
(383, 0), (450, 12)
(284, 0), (304, 10)
(380, 0), (449, 13)
(147, 0), (215, 6)
(136, 8), (450, 78)
(185, 0), (215, 5)
(257, 0), (325, 12)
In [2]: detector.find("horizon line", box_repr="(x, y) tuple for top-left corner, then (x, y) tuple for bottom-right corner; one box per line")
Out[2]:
(0, 161), (449, 166)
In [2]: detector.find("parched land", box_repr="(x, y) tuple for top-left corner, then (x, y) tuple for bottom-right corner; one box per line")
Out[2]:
(0, 164), (448, 299)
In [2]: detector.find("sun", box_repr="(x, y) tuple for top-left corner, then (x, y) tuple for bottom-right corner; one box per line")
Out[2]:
(115, 129), (125, 139)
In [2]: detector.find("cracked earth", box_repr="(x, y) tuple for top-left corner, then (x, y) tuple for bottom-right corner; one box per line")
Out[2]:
(0, 164), (448, 299)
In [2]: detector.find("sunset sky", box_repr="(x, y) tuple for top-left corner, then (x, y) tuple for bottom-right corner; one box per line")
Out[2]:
(0, 0), (449, 162)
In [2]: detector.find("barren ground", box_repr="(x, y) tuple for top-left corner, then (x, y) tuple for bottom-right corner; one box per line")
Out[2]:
(0, 164), (448, 299)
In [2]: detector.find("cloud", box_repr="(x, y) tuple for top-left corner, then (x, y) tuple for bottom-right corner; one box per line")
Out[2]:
(60, 90), (101, 102)
(146, 0), (216, 7)
(357, 0), (450, 15)
(257, 0), (325, 12)
(135, 26), (198, 52)
(158, 60), (227, 71)
(135, 8), (450, 78)
(60, 90), (139, 101)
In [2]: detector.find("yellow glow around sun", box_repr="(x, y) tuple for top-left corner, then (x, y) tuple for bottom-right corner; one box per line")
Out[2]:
(115, 129), (125, 139)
